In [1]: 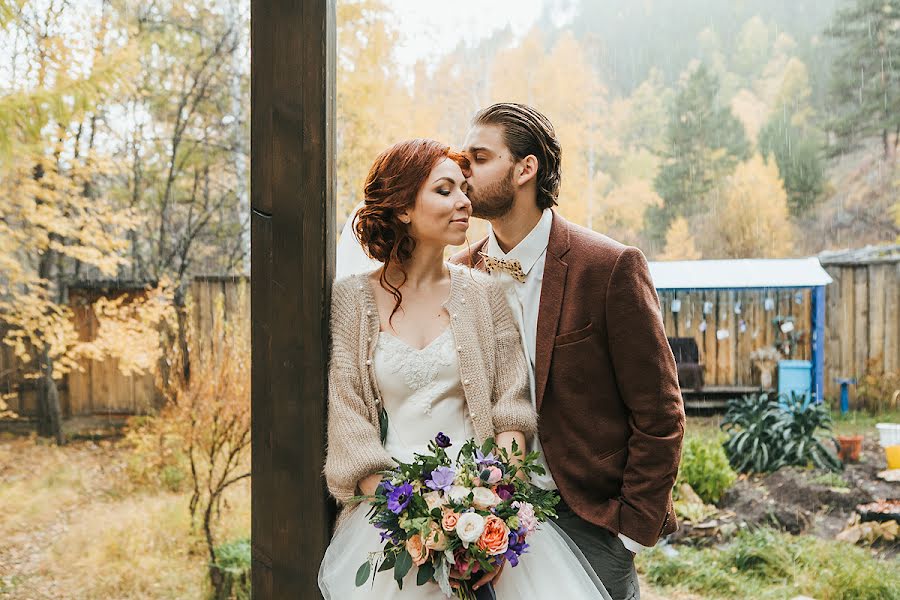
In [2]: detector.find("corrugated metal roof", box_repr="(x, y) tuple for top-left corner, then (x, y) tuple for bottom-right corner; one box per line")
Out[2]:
(648, 257), (834, 289)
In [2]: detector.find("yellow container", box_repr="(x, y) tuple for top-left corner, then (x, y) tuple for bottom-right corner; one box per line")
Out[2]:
(886, 445), (900, 470)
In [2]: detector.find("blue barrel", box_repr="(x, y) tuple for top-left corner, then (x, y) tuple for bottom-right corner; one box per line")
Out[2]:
(777, 360), (812, 405)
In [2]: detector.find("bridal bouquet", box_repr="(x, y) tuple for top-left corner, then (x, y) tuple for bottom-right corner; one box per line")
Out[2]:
(352, 433), (559, 599)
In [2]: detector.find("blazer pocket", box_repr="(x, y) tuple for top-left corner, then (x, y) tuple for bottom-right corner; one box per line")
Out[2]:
(554, 321), (594, 346)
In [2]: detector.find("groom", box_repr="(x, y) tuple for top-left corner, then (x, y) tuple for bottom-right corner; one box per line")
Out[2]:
(450, 103), (685, 600)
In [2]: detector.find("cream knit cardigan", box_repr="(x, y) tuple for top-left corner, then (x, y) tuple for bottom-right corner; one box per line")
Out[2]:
(323, 263), (537, 508)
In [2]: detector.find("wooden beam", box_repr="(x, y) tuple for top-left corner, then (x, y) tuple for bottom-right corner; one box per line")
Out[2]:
(251, 1), (336, 598)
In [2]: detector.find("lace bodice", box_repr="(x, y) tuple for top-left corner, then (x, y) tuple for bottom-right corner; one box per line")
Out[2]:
(373, 327), (473, 463)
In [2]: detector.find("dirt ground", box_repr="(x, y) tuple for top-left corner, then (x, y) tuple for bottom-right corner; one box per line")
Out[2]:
(673, 421), (900, 559)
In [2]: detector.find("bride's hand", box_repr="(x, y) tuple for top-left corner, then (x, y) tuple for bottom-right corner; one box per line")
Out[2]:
(357, 473), (383, 497)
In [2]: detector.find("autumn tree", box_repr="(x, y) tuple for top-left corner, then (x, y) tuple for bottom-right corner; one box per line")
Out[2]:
(658, 217), (702, 261)
(0, 0), (166, 443)
(700, 155), (795, 258)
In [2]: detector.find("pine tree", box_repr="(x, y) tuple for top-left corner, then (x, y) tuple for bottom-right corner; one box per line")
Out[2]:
(649, 63), (750, 243)
(825, 0), (900, 158)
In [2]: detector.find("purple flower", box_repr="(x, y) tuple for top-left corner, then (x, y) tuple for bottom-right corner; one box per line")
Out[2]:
(474, 449), (500, 467)
(503, 527), (529, 567)
(378, 480), (395, 496)
(495, 483), (515, 501)
(426, 466), (456, 492)
(387, 482), (413, 514)
(435, 432), (451, 448)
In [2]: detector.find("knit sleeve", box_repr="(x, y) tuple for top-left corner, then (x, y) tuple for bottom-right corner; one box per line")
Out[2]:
(323, 278), (396, 504)
(486, 280), (538, 437)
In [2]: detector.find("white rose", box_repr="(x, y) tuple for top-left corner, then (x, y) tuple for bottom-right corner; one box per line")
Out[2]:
(455, 512), (486, 548)
(423, 490), (446, 511)
(471, 487), (501, 510)
(447, 485), (472, 503)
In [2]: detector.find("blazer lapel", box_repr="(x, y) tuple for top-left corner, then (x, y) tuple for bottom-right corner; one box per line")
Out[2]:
(534, 211), (570, 411)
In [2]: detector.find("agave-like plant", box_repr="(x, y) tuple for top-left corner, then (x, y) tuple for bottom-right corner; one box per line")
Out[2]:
(775, 392), (843, 472)
(721, 392), (842, 474)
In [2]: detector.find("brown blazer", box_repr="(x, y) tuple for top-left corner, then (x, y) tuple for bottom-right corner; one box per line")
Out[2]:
(450, 210), (685, 547)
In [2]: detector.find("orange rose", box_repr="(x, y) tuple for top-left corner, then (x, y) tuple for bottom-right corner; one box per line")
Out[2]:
(406, 533), (430, 566)
(425, 521), (449, 551)
(441, 508), (460, 532)
(476, 515), (510, 556)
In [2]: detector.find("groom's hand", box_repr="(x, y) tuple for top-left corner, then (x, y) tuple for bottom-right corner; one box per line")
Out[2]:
(472, 557), (505, 590)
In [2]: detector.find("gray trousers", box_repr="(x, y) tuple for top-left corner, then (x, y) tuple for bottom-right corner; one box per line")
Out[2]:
(554, 499), (641, 600)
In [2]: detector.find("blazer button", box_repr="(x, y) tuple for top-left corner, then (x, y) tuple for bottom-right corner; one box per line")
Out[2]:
(463, 379), (470, 385)
(366, 359), (372, 365)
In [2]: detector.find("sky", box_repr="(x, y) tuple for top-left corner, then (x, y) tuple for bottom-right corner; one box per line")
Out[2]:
(386, 0), (546, 67)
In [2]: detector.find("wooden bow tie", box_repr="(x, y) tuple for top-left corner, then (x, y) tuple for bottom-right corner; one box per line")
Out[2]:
(479, 251), (526, 283)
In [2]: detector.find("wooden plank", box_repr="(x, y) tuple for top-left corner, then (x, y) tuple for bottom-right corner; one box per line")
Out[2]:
(661, 292), (675, 337)
(853, 267), (870, 384)
(702, 290), (717, 386)
(736, 290), (751, 385)
(840, 267), (857, 406)
(251, 0), (336, 596)
(868, 265), (887, 373)
(824, 266), (843, 401)
(884, 263), (900, 374)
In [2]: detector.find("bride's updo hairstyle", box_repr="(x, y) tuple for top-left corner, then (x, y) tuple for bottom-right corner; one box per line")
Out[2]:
(355, 138), (469, 324)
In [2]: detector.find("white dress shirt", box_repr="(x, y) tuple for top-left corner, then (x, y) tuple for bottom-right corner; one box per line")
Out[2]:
(484, 208), (649, 555)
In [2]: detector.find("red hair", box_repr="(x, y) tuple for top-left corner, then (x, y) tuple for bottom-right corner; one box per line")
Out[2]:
(355, 138), (469, 324)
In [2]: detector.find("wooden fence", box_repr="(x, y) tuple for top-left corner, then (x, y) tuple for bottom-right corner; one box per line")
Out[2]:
(820, 246), (899, 405)
(1, 276), (249, 423)
(1, 245), (896, 419)
(658, 287), (812, 389)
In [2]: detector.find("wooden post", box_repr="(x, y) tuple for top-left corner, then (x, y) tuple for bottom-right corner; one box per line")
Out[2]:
(811, 285), (826, 404)
(251, 1), (336, 598)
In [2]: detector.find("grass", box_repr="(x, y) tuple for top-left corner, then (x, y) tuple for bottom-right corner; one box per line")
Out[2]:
(638, 528), (900, 600)
(830, 408), (900, 437)
(0, 433), (250, 600)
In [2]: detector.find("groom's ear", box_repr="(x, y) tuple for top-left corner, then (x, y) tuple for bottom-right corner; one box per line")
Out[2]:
(516, 155), (539, 186)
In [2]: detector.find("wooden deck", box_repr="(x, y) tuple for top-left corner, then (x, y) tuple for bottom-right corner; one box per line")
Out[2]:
(682, 386), (775, 411)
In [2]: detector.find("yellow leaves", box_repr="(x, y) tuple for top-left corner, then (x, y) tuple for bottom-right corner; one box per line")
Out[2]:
(595, 180), (663, 245)
(659, 217), (702, 261)
(702, 154), (795, 258)
(89, 280), (179, 378)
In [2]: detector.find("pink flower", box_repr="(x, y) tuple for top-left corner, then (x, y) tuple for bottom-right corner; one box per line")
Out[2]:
(483, 466), (503, 485)
(512, 501), (537, 533)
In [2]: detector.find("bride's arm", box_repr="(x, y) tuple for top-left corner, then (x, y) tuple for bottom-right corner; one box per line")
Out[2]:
(324, 279), (395, 503)
(496, 430), (527, 479)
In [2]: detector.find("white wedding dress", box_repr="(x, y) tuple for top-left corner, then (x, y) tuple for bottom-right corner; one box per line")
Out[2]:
(318, 325), (611, 599)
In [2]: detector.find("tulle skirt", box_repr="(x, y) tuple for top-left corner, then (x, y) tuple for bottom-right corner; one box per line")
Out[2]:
(318, 502), (612, 599)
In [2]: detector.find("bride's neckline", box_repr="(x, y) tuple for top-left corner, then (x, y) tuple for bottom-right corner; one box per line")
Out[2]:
(378, 326), (451, 353)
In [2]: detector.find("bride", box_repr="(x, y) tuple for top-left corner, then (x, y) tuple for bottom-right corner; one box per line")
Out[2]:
(319, 138), (610, 599)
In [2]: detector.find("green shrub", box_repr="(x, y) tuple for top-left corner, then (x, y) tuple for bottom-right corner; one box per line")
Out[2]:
(722, 392), (842, 474)
(210, 537), (250, 600)
(675, 435), (737, 504)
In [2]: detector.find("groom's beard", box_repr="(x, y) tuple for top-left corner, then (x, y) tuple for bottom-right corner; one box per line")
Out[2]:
(468, 166), (515, 220)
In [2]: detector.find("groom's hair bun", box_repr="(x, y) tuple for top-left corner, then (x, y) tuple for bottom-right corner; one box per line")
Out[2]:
(472, 103), (561, 211)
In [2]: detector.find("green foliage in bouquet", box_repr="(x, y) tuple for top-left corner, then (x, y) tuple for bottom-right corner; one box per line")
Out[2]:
(350, 434), (559, 599)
